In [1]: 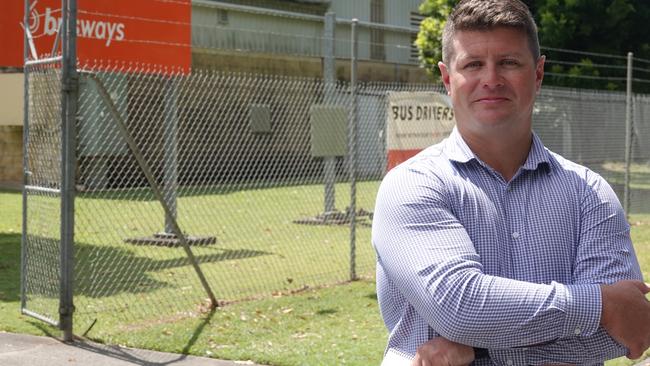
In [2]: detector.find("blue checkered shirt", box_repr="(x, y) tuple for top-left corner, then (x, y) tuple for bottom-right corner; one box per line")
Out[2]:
(372, 128), (642, 365)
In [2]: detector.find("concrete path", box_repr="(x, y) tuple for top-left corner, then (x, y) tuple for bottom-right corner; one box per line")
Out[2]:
(3, 331), (650, 366)
(0, 332), (265, 366)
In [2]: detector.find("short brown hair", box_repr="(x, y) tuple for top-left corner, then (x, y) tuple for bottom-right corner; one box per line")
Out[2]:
(441, 0), (540, 64)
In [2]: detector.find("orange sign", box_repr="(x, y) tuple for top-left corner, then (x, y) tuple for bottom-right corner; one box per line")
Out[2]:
(1, 0), (191, 73)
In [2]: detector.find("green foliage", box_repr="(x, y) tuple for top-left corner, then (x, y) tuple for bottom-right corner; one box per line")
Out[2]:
(534, 0), (649, 91)
(415, 0), (650, 91)
(415, 0), (455, 78)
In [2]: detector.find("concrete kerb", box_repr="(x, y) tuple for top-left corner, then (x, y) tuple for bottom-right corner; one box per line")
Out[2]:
(0, 332), (266, 366)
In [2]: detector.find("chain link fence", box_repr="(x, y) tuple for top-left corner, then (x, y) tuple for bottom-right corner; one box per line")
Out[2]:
(35, 61), (644, 335)
(22, 59), (650, 335)
(20, 0), (650, 341)
(22, 61), (63, 326)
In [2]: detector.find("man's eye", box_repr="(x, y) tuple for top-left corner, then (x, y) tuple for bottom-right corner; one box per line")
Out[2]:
(464, 61), (481, 69)
(502, 59), (520, 66)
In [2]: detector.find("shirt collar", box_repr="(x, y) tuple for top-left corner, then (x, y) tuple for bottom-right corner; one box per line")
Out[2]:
(444, 127), (553, 173)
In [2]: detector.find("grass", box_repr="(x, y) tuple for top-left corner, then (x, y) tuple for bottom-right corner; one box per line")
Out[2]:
(598, 162), (650, 190)
(65, 180), (381, 336)
(3, 187), (650, 365)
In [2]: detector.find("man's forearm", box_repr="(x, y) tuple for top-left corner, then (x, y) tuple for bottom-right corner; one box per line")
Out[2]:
(523, 328), (626, 365)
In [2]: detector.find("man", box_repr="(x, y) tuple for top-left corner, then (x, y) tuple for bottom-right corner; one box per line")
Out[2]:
(372, 0), (650, 365)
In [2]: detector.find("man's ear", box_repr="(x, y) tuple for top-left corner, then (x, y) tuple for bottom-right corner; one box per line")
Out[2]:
(535, 55), (545, 93)
(438, 61), (451, 95)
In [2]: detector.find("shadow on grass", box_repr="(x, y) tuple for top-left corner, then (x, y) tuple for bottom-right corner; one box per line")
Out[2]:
(0, 233), (21, 302)
(7, 232), (271, 300)
(316, 308), (338, 316)
(73, 240), (272, 298)
(181, 308), (215, 355)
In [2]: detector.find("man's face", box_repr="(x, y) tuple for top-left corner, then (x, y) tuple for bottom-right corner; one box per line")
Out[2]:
(438, 27), (544, 138)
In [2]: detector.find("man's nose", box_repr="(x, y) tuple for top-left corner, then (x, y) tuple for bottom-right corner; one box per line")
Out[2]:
(482, 65), (504, 88)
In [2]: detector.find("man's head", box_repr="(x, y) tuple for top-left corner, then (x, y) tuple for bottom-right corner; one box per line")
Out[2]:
(441, 0), (540, 65)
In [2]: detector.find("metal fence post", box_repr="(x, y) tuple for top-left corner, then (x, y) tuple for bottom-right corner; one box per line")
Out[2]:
(60, 0), (78, 341)
(349, 19), (359, 281)
(624, 52), (633, 217)
(323, 12), (337, 214)
(163, 77), (179, 234)
(20, 0), (30, 315)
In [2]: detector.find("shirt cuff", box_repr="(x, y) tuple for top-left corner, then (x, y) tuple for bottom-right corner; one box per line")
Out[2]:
(561, 283), (602, 338)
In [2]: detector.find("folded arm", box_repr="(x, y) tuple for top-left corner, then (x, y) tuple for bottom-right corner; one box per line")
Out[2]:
(373, 168), (603, 350)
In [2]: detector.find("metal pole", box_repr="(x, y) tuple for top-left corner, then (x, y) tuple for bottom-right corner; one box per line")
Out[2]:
(85, 73), (218, 308)
(163, 78), (179, 234)
(60, 0), (78, 341)
(323, 12), (336, 214)
(349, 19), (359, 281)
(21, 0), (31, 314)
(624, 52), (633, 217)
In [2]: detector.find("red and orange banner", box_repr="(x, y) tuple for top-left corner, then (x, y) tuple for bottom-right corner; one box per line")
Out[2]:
(1, 0), (191, 73)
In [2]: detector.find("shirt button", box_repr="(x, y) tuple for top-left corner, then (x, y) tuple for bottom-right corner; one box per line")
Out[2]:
(506, 360), (514, 366)
(574, 327), (582, 335)
(512, 232), (520, 239)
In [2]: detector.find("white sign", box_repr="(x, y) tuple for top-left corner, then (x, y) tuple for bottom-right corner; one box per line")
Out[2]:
(386, 92), (455, 170)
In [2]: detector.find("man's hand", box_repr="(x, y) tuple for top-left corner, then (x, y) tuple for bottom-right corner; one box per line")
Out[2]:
(411, 337), (475, 366)
(600, 280), (650, 359)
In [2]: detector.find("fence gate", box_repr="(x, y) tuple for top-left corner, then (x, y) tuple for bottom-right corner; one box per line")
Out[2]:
(21, 0), (77, 340)
(21, 58), (65, 330)
(21, 0), (217, 340)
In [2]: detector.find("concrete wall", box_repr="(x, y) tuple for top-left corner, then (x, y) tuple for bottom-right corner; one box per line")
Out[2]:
(192, 49), (429, 83)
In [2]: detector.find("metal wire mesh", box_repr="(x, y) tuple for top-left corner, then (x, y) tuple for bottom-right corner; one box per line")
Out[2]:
(631, 94), (650, 213)
(72, 63), (360, 331)
(22, 62), (63, 325)
(533, 87), (650, 213)
(24, 60), (650, 339)
(67, 62), (650, 332)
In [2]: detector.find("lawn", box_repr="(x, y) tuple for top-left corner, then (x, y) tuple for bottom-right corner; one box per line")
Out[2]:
(3, 187), (650, 365)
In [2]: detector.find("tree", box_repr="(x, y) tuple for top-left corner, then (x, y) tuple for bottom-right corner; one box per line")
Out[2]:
(415, 0), (650, 91)
(415, 0), (455, 78)
(536, 0), (650, 91)
(416, 0), (536, 78)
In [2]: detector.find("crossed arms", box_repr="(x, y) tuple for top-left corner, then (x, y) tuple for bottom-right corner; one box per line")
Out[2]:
(373, 164), (650, 364)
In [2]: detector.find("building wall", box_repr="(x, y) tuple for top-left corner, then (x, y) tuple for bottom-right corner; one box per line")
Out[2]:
(192, 0), (424, 65)
(0, 125), (22, 188)
(0, 73), (23, 188)
(192, 49), (429, 83)
(1, 0), (430, 188)
(0, 73), (23, 126)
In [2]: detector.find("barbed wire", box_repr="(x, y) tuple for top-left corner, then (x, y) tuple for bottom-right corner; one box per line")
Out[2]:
(545, 72), (650, 84)
(545, 59), (628, 71)
(77, 9), (191, 27)
(541, 46), (629, 60)
(25, 5), (650, 88)
(634, 57), (650, 65)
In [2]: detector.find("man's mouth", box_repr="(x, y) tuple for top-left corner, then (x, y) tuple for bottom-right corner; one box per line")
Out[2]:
(475, 96), (509, 104)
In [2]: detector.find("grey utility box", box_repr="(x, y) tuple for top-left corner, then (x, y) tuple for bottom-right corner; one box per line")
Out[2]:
(310, 105), (347, 157)
(249, 104), (272, 134)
